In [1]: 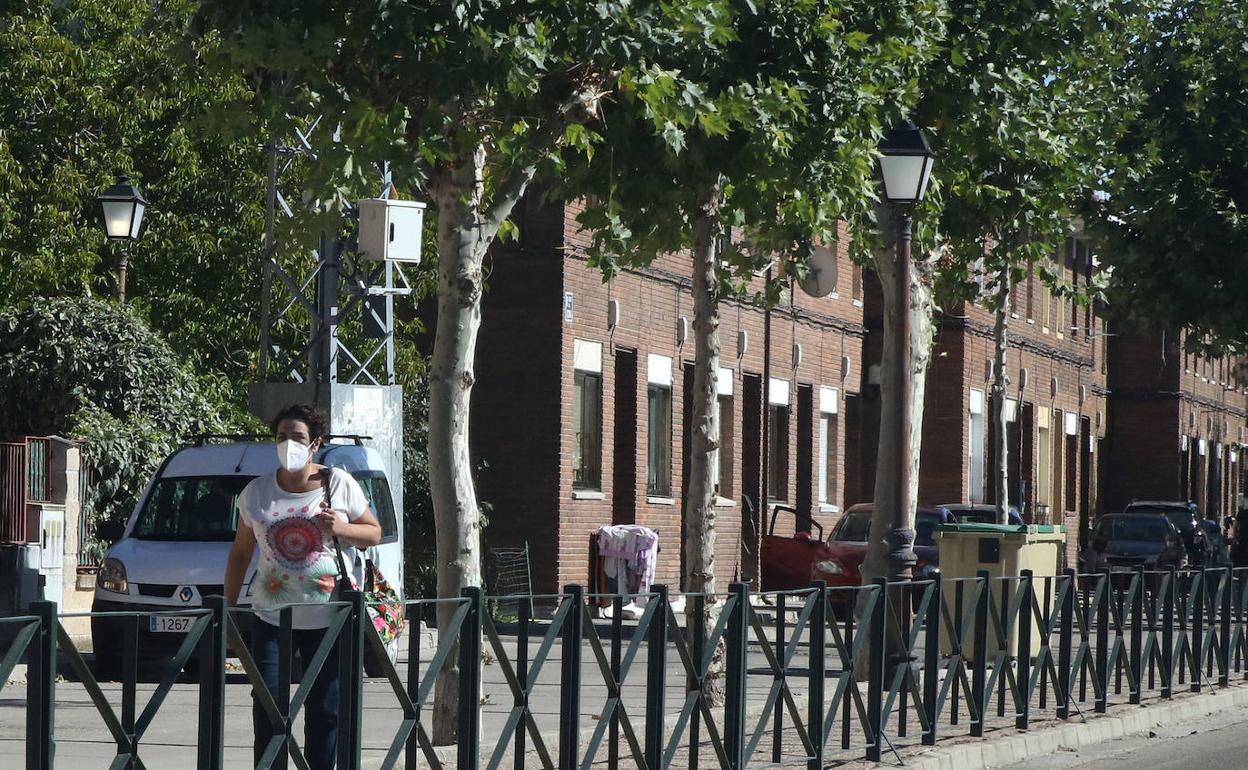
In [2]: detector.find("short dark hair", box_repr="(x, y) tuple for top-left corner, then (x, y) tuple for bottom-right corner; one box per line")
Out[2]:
(270, 403), (328, 442)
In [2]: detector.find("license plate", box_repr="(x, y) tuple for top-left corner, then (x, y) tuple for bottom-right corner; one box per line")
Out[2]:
(149, 615), (195, 633)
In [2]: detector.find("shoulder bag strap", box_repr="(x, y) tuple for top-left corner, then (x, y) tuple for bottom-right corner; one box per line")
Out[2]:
(321, 468), (351, 585)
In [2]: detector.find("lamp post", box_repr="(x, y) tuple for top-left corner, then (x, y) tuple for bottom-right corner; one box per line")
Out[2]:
(877, 120), (934, 577)
(97, 174), (148, 303)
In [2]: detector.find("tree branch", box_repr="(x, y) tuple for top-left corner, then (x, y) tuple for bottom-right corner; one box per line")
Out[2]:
(482, 74), (618, 232)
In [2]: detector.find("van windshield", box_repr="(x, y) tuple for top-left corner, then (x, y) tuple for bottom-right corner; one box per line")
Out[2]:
(132, 470), (398, 542)
(132, 476), (254, 542)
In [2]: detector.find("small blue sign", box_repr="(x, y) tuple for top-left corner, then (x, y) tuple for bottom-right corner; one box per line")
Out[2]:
(564, 292), (574, 322)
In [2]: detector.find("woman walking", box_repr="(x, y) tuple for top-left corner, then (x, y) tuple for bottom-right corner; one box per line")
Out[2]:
(224, 403), (382, 770)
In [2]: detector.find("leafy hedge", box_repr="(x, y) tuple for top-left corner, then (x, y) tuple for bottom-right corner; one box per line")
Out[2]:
(0, 297), (223, 528)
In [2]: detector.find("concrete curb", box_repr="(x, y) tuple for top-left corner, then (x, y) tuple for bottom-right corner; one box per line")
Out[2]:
(900, 684), (1248, 770)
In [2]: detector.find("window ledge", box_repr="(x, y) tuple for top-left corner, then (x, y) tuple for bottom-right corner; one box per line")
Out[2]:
(851, 299), (864, 308)
(819, 503), (840, 514)
(647, 496), (676, 506)
(1010, 313), (1020, 319)
(572, 490), (605, 500)
(828, 291), (839, 300)
(1026, 318), (1036, 325)
(714, 496), (736, 508)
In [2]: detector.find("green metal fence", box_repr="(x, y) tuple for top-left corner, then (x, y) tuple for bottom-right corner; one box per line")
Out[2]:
(5, 569), (1248, 770)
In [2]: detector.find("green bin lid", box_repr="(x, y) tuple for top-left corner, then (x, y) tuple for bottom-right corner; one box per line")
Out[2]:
(937, 523), (1064, 535)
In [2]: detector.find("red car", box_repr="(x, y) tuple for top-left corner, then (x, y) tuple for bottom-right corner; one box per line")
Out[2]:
(761, 503), (953, 614)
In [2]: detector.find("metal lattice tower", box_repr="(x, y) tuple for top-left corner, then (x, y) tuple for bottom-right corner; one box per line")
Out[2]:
(256, 119), (413, 388)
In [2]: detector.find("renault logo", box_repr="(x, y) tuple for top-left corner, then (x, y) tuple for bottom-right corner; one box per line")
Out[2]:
(179, 587), (194, 603)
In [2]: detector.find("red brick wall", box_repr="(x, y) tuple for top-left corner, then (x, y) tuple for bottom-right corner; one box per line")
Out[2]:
(472, 192), (568, 593)
(476, 192), (867, 593)
(1106, 324), (1248, 519)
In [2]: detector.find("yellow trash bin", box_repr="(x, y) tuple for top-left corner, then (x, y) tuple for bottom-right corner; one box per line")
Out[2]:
(935, 523), (1066, 659)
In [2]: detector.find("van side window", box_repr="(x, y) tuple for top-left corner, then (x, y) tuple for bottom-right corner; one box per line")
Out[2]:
(352, 472), (399, 544)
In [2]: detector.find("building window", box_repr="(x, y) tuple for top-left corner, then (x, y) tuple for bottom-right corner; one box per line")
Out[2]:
(573, 370), (602, 489)
(715, 394), (734, 498)
(818, 409), (838, 506)
(572, 340), (604, 490)
(1037, 417), (1052, 514)
(968, 390), (986, 503)
(768, 405), (789, 501)
(647, 384), (672, 496)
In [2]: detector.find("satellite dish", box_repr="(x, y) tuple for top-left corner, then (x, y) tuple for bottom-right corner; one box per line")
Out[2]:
(798, 244), (839, 297)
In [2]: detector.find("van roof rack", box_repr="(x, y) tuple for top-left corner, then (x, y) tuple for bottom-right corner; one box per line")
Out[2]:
(186, 433), (373, 447)
(189, 434), (271, 446)
(325, 434), (373, 445)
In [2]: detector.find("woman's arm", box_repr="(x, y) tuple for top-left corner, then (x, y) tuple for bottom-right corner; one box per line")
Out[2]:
(225, 524), (257, 606)
(316, 509), (383, 548)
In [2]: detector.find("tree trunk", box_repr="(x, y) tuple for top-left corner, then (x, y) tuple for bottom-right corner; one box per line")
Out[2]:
(991, 263), (1011, 524)
(684, 180), (725, 705)
(856, 206), (934, 676)
(429, 146), (534, 744)
(861, 206), (934, 585)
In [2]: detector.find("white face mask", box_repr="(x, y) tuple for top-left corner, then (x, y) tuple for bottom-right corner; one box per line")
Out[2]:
(277, 440), (311, 472)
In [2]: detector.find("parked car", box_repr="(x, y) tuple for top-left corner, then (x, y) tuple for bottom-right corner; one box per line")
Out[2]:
(1123, 500), (1209, 565)
(939, 503), (1025, 526)
(1080, 513), (1187, 576)
(759, 503), (953, 615)
(1200, 519), (1232, 568)
(90, 436), (402, 678)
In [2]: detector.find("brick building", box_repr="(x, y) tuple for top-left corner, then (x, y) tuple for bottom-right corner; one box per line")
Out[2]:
(853, 238), (1109, 565)
(1104, 327), (1248, 520)
(471, 191), (867, 593)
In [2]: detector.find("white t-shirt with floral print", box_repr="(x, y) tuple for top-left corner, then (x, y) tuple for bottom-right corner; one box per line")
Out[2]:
(237, 467), (369, 629)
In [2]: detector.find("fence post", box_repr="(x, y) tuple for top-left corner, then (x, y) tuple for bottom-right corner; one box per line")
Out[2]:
(1094, 570), (1109, 713)
(645, 585), (668, 770)
(922, 574), (940, 745)
(1221, 566), (1232, 687)
(971, 570), (989, 737)
(1162, 567), (1175, 698)
(1016, 570), (1033, 730)
(724, 583), (748, 770)
(123, 614), (138, 770)
(560, 585), (584, 770)
(1130, 567), (1144, 704)
(1239, 571), (1248, 680)
(197, 598), (227, 770)
(808, 582), (827, 768)
(28, 600), (57, 770)
(337, 590), (365, 770)
(1056, 570), (1074, 719)
(1192, 570), (1205, 692)
(865, 577), (886, 762)
(459, 586), (483, 770)
(409, 602), (424, 770)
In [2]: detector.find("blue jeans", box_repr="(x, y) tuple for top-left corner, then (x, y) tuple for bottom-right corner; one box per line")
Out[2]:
(251, 619), (340, 770)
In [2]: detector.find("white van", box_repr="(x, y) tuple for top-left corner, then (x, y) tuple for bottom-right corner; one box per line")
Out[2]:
(90, 436), (403, 676)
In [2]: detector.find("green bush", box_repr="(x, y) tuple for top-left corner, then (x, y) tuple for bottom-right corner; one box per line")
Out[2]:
(0, 296), (223, 528)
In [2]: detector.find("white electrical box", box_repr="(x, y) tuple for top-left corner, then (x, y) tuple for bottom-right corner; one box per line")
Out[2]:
(358, 198), (426, 262)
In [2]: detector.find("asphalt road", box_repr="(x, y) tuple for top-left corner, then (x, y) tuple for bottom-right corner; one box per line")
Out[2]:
(1000, 701), (1248, 770)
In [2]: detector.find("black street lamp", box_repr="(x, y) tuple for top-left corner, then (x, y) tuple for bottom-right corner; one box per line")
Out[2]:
(97, 174), (148, 303)
(877, 120), (935, 577)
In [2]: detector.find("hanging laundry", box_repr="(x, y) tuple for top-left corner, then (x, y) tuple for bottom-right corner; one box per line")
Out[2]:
(596, 525), (659, 618)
